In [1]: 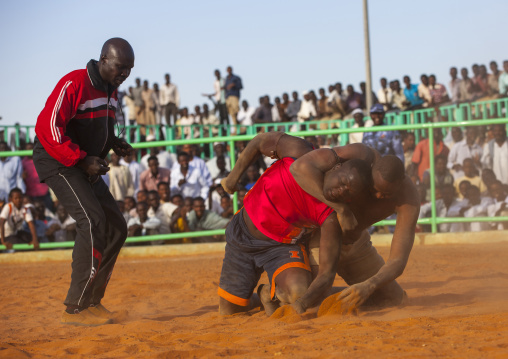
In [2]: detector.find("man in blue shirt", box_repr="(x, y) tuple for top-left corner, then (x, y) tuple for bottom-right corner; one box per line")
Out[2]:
(362, 104), (405, 164)
(225, 66), (243, 131)
(403, 75), (424, 109)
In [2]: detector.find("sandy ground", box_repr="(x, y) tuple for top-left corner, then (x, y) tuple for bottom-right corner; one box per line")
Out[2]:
(1, 242), (508, 358)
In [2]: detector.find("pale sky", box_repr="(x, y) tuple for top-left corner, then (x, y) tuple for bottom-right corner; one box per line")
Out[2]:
(0, 0), (506, 126)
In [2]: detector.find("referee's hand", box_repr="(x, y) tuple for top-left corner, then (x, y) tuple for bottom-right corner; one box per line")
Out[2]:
(78, 156), (110, 177)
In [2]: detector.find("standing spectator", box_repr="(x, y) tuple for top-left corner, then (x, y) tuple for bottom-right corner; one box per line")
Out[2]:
(412, 128), (450, 181)
(390, 80), (409, 111)
(488, 61), (501, 96)
(160, 73), (180, 126)
(152, 83), (162, 128)
(418, 74), (432, 107)
(177, 107), (196, 139)
(403, 76), (424, 109)
(449, 67), (462, 104)
(141, 80), (156, 137)
(139, 156), (171, 192)
(120, 151), (143, 192)
(252, 96), (273, 124)
(202, 103), (220, 137)
(428, 74), (450, 105)
(377, 77), (393, 111)
(0, 141), (25, 203)
(203, 69), (228, 127)
(272, 96), (282, 123)
(22, 142), (53, 211)
(170, 152), (210, 200)
(481, 124), (508, 185)
(224, 66), (243, 132)
(359, 81), (378, 109)
(349, 109), (373, 144)
(475, 65), (490, 98)
(46, 204), (77, 242)
(147, 190), (178, 234)
(285, 91), (301, 123)
(206, 143), (231, 179)
(127, 201), (161, 236)
(107, 152), (134, 201)
(447, 127), (483, 176)
(237, 100), (255, 127)
(498, 60), (508, 97)
(0, 188), (38, 250)
(131, 78), (145, 134)
(344, 84), (363, 114)
(317, 88), (331, 121)
(124, 87), (137, 127)
(362, 104), (404, 163)
(454, 158), (487, 198)
(459, 68), (475, 102)
(280, 93), (291, 122)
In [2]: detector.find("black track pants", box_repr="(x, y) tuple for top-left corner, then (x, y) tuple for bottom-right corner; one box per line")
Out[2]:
(45, 167), (127, 307)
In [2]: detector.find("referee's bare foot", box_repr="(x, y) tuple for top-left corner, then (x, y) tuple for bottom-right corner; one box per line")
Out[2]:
(221, 177), (236, 194)
(258, 284), (280, 317)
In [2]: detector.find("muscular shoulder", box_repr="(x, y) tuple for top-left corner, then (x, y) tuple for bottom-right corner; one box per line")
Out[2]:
(334, 143), (378, 165)
(395, 176), (420, 210)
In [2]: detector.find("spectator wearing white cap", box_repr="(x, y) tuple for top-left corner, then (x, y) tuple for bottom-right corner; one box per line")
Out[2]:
(349, 109), (373, 144)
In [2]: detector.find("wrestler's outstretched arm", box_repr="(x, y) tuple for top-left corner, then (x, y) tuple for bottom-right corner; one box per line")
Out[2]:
(221, 132), (314, 194)
(292, 213), (342, 314)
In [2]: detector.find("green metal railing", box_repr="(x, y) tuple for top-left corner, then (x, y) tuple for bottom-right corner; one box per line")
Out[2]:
(1, 103), (508, 251)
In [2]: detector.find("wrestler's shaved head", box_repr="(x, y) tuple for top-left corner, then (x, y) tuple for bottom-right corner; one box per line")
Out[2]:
(98, 37), (135, 88)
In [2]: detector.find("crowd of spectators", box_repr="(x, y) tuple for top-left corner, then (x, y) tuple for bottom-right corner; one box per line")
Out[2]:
(2, 60), (508, 251)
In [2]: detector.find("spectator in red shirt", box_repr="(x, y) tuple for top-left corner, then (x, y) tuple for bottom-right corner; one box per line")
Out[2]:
(139, 156), (171, 192)
(412, 128), (450, 182)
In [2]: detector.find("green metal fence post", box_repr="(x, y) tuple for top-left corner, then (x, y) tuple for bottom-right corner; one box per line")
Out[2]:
(427, 126), (438, 233)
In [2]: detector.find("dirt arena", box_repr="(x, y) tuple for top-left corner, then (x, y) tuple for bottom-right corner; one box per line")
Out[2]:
(1, 241), (507, 358)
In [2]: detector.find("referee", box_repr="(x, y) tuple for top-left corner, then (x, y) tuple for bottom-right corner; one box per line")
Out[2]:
(33, 38), (135, 326)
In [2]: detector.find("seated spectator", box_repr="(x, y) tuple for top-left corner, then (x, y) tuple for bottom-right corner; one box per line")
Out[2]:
(170, 197), (193, 238)
(418, 74), (432, 107)
(241, 165), (260, 191)
(117, 200), (131, 224)
(457, 180), (471, 201)
(171, 194), (183, 207)
(402, 132), (415, 173)
(24, 198), (51, 243)
(444, 126), (463, 150)
(412, 129), (450, 182)
(209, 183), (227, 215)
(447, 127), (482, 179)
(139, 143), (176, 172)
(487, 181), (508, 229)
(481, 124), (508, 185)
(0, 141), (25, 204)
(237, 188), (247, 209)
(344, 85), (363, 115)
(481, 169), (498, 194)
(127, 201), (161, 237)
(108, 152), (134, 201)
(422, 155), (454, 201)
(139, 155), (171, 192)
(428, 74), (450, 105)
(176, 144), (212, 185)
(120, 151), (143, 192)
(458, 185), (493, 232)
(156, 181), (170, 204)
(206, 143), (231, 180)
(0, 188), (38, 250)
(252, 96), (272, 124)
(22, 142), (53, 212)
(403, 76), (424, 109)
(349, 109), (373, 144)
(124, 196), (136, 221)
(46, 204), (77, 242)
(220, 195), (234, 219)
(178, 107), (196, 139)
(297, 92), (316, 123)
(185, 197), (230, 235)
(454, 158), (487, 198)
(147, 190), (178, 235)
(170, 152), (210, 200)
(390, 80), (409, 111)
